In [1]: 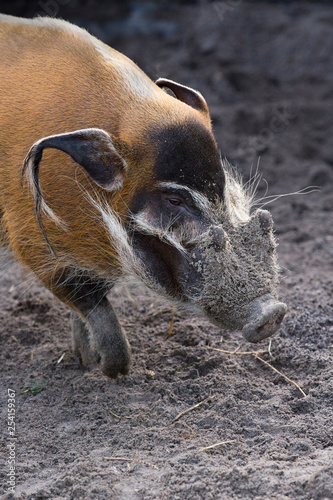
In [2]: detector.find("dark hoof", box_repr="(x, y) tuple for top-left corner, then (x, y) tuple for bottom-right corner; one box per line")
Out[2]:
(101, 360), (130, 379)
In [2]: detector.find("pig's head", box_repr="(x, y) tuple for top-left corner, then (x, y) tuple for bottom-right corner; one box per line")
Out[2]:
(128, 79), (287, 342)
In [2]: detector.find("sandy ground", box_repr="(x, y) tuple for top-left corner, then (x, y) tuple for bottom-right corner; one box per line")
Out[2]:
(0, 1), (332, 499)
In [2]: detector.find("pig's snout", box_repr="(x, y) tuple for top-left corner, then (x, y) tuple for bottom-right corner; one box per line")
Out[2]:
(242, 294), (287, 343)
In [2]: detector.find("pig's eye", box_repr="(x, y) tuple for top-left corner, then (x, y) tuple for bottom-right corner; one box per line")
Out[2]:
(167, 197), (183, 207)
(161, 191), (190, 211)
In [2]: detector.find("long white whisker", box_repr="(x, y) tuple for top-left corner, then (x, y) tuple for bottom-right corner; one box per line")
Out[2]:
(254, 186), (320, 209)
(261, 178), (269, 200)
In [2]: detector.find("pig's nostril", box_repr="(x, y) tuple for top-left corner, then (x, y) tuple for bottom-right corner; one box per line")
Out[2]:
(256, 312), (284, 337)
(242, 299), (287, 343)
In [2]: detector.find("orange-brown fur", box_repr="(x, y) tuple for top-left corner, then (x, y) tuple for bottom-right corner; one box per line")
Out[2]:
(0, 14), (211, 306)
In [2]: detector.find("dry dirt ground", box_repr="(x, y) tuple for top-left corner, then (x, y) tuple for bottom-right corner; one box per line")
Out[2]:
(0, 1), (332, 499)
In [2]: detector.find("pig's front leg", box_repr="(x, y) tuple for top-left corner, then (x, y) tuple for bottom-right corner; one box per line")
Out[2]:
(71, 312), (94, 368)
(53, 276), (131, 378)
(72, 296), (131, 378)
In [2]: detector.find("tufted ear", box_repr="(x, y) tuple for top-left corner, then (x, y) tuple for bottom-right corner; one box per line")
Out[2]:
(156, 78), (210, 117)
(21, 128), (127, 254)
(22, 128), (127, 192)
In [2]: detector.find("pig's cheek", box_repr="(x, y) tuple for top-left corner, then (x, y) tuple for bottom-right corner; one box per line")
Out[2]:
(179, 248), (207, 300)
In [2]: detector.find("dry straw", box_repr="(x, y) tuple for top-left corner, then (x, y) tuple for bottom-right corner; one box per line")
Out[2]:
(173, 395), (215, 422)
(104, 455), (159, 470)
(200, 440), (237, 452)
(206, 345), (306, 397)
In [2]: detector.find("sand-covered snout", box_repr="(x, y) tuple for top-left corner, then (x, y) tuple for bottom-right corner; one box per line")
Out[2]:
(242, 294), (287, 343)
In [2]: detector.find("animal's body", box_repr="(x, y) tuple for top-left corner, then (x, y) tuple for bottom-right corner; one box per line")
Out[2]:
(0, 15), (286, 378)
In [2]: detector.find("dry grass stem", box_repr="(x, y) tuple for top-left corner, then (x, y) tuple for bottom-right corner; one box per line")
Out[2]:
(174, 395), (215, 422)
(208, 346), (268, 356)
(178, 420), (197, 438)
(57, 352), (65, 364)
(200, 440), (237, 452)
(107, 409), (142, 420)
(127, 453), (138, 472)
(268, 339), (276, 361)
(166, 420), (198, 438)
(253, 354), (307, 397)
(206, 345), (306, 397)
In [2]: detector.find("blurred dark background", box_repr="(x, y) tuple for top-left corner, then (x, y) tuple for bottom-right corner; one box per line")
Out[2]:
(1, 0), (332, 206)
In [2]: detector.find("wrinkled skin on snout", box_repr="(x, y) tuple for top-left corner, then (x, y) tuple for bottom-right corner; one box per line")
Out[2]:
(192, 213), (287, 342)
(130, 167), (287, 343)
